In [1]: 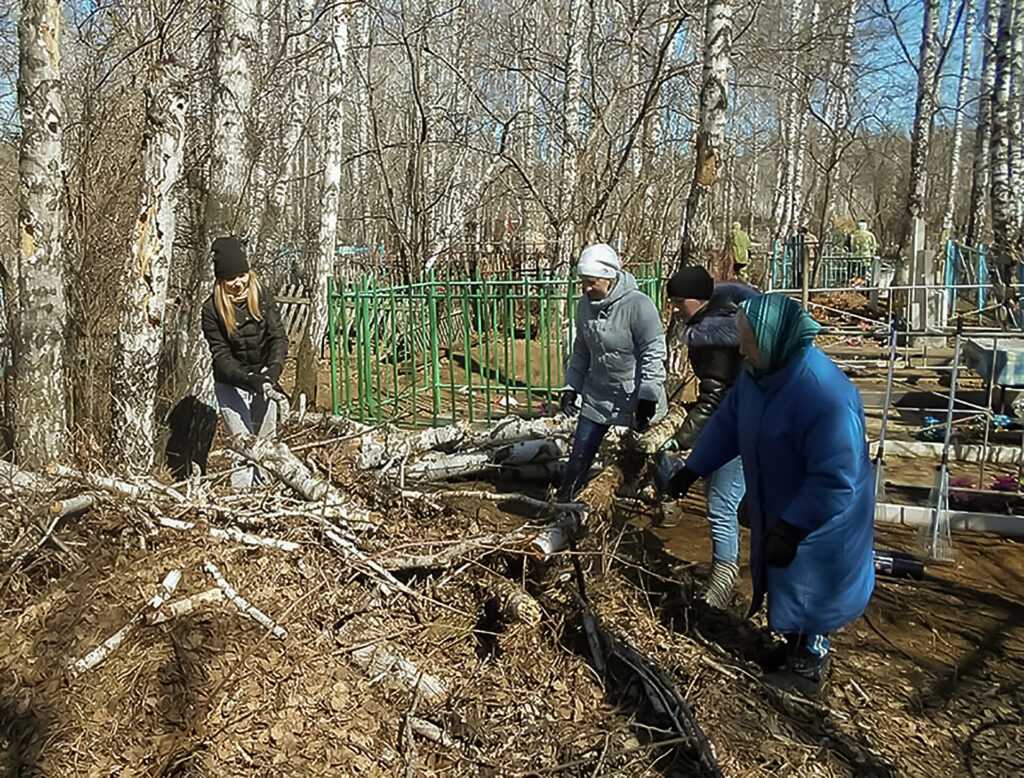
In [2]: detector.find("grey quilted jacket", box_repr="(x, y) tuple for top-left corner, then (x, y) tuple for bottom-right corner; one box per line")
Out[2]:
(565, 271), (667, 427)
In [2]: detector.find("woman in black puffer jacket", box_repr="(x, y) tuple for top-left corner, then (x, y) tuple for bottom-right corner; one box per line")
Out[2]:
(201, 236), (288, 489)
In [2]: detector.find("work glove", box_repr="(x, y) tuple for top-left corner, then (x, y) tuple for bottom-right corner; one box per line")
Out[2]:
(243, 372), (267, 394)
(653, 452), (682, 496)
(634, 398), (657, 432)
(560, 389), (579, 417)
(763, 520), (809, 568)
(668, 466), (700, 500)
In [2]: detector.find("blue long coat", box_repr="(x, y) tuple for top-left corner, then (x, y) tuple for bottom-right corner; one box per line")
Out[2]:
(687, 346), (875, 635)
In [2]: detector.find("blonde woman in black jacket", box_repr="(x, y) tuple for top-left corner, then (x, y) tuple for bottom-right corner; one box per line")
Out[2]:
(201, 237), (288, 488)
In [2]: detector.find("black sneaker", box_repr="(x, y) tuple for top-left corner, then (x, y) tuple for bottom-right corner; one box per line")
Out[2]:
(766, 653), (831, 698)
(757, 642), (790, 673)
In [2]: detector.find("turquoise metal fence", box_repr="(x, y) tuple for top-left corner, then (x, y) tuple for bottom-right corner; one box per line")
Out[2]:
(769, 239), (889, 291)
(944, 242), (988, 316)
(327, 265), (663, 425)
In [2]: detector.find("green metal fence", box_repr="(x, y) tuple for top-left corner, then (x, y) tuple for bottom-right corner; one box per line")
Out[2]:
(327, 265), (663, 425)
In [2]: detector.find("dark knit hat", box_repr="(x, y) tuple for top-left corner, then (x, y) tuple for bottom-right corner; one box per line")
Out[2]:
(211, 236), (249, 280)
(666, 266), (714, 300)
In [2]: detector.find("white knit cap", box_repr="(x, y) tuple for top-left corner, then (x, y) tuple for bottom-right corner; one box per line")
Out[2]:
(576, 243), (621, 279)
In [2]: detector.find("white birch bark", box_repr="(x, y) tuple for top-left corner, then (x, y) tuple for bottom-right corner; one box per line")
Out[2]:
(1009, 0), (1024, 224)
(679, 0), (733, 267)
(110, 61), (189, 473)
(968, 0), (999, 247)
(14, 0), (67, 468)
(990, 0), (1023, 290)
(791, 0), (821, 230)
(941, 0), (978, 241)
(556, 0), (587, 272)
(904, 0), (941, 245)
(308, 6), (347, 361)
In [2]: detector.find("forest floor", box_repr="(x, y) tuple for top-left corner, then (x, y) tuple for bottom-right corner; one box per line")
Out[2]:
(2, 411), (1023, 777)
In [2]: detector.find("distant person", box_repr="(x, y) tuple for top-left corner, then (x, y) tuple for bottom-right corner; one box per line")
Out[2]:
(850, 221), (878, 259)
(729, 222), (753, 282)
(657, 294), (875, 696)
(201, 237), (289, 489)
(558, 244), (667, 502)
(659, 266), (757, 609)
(793, 225), (818, 289)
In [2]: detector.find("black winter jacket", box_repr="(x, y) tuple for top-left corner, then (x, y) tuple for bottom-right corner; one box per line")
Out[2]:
(201, 291), (288, 391)
(674, 282), (758, 449)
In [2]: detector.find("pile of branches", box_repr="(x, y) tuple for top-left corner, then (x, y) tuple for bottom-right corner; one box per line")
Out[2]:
(0, 409), (719, 776)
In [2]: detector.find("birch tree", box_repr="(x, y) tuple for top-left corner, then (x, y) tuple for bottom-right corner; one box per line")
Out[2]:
(110, 61), (188, 472)
(989, 0), (1022, 312)
(295, 4), (347, 406)
(903, 0), (941, 247)
(940, 0), (977, 241)
(555, 0), (587, 271)
(13, 0), (67, 467)
(967, 0), (1000, 247)
(678, 0), (733, 268)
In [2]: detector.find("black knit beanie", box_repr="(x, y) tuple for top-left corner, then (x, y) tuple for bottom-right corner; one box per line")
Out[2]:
(211, 236), (250, 280)
(666, 266), (714, 300)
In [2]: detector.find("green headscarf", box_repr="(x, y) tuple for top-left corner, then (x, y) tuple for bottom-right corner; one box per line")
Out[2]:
(739, 294), (821, 376)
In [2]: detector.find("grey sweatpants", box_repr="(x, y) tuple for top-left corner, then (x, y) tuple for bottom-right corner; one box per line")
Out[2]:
(215, 381), (278, 490)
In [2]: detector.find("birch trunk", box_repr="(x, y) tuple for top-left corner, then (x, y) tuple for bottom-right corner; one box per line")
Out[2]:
(1010, 0), (1024, 224)
(556, 0), (587, 272)
(904, 0), (941, 249)
(295, 5), (347, 407)
(168, 0), (257, 479)
(967, 0), (1000, 247)
(941, 0), (978, 242)
(990, 0), (1023, 302)
(110, 62), (188, 473)
(770, 0), (802, 243)
(791, 0), (821, 231)
(678, 0), (733, 268)
(13, 0), (67, 468)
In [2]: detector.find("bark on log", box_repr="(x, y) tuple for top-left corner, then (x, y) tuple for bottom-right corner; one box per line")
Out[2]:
(50, 494), (98, 519)
(225, 432), (376, 531)
(68, 570), (182, 678)
(148, 588), (224, 625)
(485, 576), (542, 626)
(351, 642), (447, 705)
(203, 561), (287, 639)
(380, 534), (506, 571)
(0, 460), (48, 491)
(403, 452), (494, 482)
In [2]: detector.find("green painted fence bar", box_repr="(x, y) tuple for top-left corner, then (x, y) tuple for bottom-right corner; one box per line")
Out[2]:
(326, 267), (663, 426)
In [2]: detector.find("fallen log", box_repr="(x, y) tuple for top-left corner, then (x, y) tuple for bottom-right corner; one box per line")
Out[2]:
(48, 465), (186, 504)
(50, 494), (99, 519)
(358, 422), (472, 470)
(148, 588), (224, 625)
(403, 452), (494, 482)
(203, 561), (287, 639)
(408, 488), (584, 515)
(68, 570), (182, 678)
(0, 460), (48, 491)
(351, 642), (447, 706)
(485, 575), (542, 626)
(156, 516), (300, 553)
(380, 534), (506, 572)
(225, 433), (376, 531)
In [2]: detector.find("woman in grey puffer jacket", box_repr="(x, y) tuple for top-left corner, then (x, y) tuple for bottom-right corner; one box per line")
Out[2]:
(556, 244), (667, 501)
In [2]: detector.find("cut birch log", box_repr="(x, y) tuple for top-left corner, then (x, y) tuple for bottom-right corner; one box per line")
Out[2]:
(68, 569), (182, 678)
(459, 414), (575, 450)
(379, 533), (508, 572)
(224, 432), (376, 530)
(485, 576), (542, 626)
(48, 464), (186, 504)
(0, 460), (48, 491)
(490, 438), (567, 465)
(403, 452), (494, 482)
(50, 494), (98, 519)
(358, 422), (472, 469)
(351, 642), (447, 705)
(148, 588), (225, 624)
(155, 516), (300, 552)
(408, 717), (455, 747)
(203, 561), (287, 639)
(625, 406), (687, 454)
(410, 489), (584, 514)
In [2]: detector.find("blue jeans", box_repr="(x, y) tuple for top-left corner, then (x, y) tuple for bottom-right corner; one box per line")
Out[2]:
(705, 456), (745, 563)
(558, 417), (610, 501)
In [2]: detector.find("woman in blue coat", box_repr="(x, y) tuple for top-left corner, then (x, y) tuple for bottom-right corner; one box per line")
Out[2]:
(658, 293), (875, 695)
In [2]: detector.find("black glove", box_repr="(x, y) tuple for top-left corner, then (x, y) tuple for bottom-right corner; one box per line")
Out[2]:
(763, 520), (809, 567)
(635, 398), (657, 432)
(667, 465), (700, 500)
(242, 372), (266, 393)
(560, 389), (579, 417)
